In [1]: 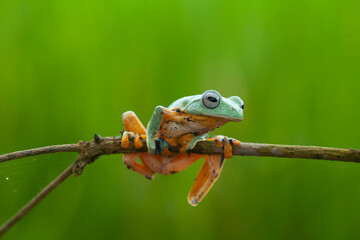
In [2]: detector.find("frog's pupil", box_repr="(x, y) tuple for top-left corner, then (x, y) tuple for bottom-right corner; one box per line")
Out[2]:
(207, 97), (217, 102)
(241, 104), (245, 110)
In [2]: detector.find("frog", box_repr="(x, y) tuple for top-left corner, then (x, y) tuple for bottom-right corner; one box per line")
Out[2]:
(120, 90), (244, 206)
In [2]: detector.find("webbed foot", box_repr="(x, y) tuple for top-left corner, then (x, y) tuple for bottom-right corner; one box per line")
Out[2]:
(188, 154), (225, 206)
(120, 131), (146, 149)
(210, 136), (240, 159)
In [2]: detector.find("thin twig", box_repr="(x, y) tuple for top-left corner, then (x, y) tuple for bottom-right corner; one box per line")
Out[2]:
(0, 163), (74, 237)
(0, 144), (80, 163)
(0, 135), (359, 237)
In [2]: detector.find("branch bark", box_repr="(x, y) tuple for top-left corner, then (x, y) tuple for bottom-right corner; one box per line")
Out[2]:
(0, 144), (80, 163)
(1, 136), (359, 165)
(0, 135), (360, 237)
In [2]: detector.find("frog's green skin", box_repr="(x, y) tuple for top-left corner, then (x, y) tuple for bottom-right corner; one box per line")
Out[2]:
(168, 93), (244, 120)
(146, 90), (244, 154)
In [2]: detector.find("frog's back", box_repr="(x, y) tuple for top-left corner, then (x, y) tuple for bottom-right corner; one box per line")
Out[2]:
(168, 95), (201, 110)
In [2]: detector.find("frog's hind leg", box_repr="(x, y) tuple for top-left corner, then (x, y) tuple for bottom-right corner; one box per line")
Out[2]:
(187, 154), (225, 206)
(122, 111), (154, 179)
(140, 154), (203, 175)
(123, 153), (154, 179)
(124, 153), (201, 178)
(121, 111), (147, 148)
(122, 111), (146, 134)
(160, 154), (203, 174)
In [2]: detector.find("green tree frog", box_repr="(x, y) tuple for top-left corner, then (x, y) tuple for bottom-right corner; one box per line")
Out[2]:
(120, 90), (244, 206)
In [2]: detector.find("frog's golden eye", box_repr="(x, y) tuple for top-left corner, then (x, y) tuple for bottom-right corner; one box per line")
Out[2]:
(202, 90), (221, 109)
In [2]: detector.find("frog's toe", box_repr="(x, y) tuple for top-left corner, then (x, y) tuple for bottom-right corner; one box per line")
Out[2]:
(121, 131), (132, 148)
(223, 137), (233, 159)
(154, 138), (172, 155)
(121, 131), (147, 149)
(229, 137), (241, 146)
(212, 135), (235, 159)
(133, 133), (143, 149)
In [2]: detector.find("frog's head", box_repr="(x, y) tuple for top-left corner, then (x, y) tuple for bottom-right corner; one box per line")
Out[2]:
(185, 90), (244, 121)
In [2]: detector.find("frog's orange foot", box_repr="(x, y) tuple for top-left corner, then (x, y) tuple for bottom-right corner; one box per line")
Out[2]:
(121, 131), (146, 149)
(154, 137), (172, 155)
(229, 138), (241, 146)
(210, 136), (241, 159)
(188, 154), (225, 206)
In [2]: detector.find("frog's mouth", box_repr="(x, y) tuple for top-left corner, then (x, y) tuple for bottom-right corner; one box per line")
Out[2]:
(200, 113), (243, 122)
(187, 111), (243, 122)
(208, 110), (243, 122)
(221, 116), (243, 122)
(230, 117), (243, 122)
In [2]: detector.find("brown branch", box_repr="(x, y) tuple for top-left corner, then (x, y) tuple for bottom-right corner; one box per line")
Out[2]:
(1, 136), (360, 165)
(0, 144), (80, 163)
(0, 134), (360, 237)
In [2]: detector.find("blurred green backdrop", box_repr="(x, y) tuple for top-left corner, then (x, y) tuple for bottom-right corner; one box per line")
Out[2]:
(1, 0), (360, 239)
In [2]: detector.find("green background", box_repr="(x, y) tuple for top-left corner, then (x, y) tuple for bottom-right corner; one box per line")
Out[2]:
(1, 0), (360, 239)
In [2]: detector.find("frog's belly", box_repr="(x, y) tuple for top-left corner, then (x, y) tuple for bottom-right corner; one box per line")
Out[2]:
(159, 118), (226, 138)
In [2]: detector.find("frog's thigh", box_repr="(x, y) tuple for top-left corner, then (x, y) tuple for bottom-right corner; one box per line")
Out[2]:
(122, 111), (146, 134)
(187, 154), (225, 206)
(137, 154), (163, 173)
(157, 154), (203, 174)
(124, 153), (154, 179)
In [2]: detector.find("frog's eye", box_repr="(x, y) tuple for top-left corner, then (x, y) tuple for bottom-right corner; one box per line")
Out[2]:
(202, 90), (221, 109)
(241, 103), (245, 110)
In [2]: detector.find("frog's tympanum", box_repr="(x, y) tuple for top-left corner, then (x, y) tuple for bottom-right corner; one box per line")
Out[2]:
(121, 90), (244, 206)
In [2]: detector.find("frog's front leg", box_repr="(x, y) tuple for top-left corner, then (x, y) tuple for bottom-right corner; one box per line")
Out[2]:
(146, 106), (166, 154)
(182, 134), (239, 157)
(187, 154), (225, 206)
(146, 106), (183, 154)
(181, 133), (210, 155)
